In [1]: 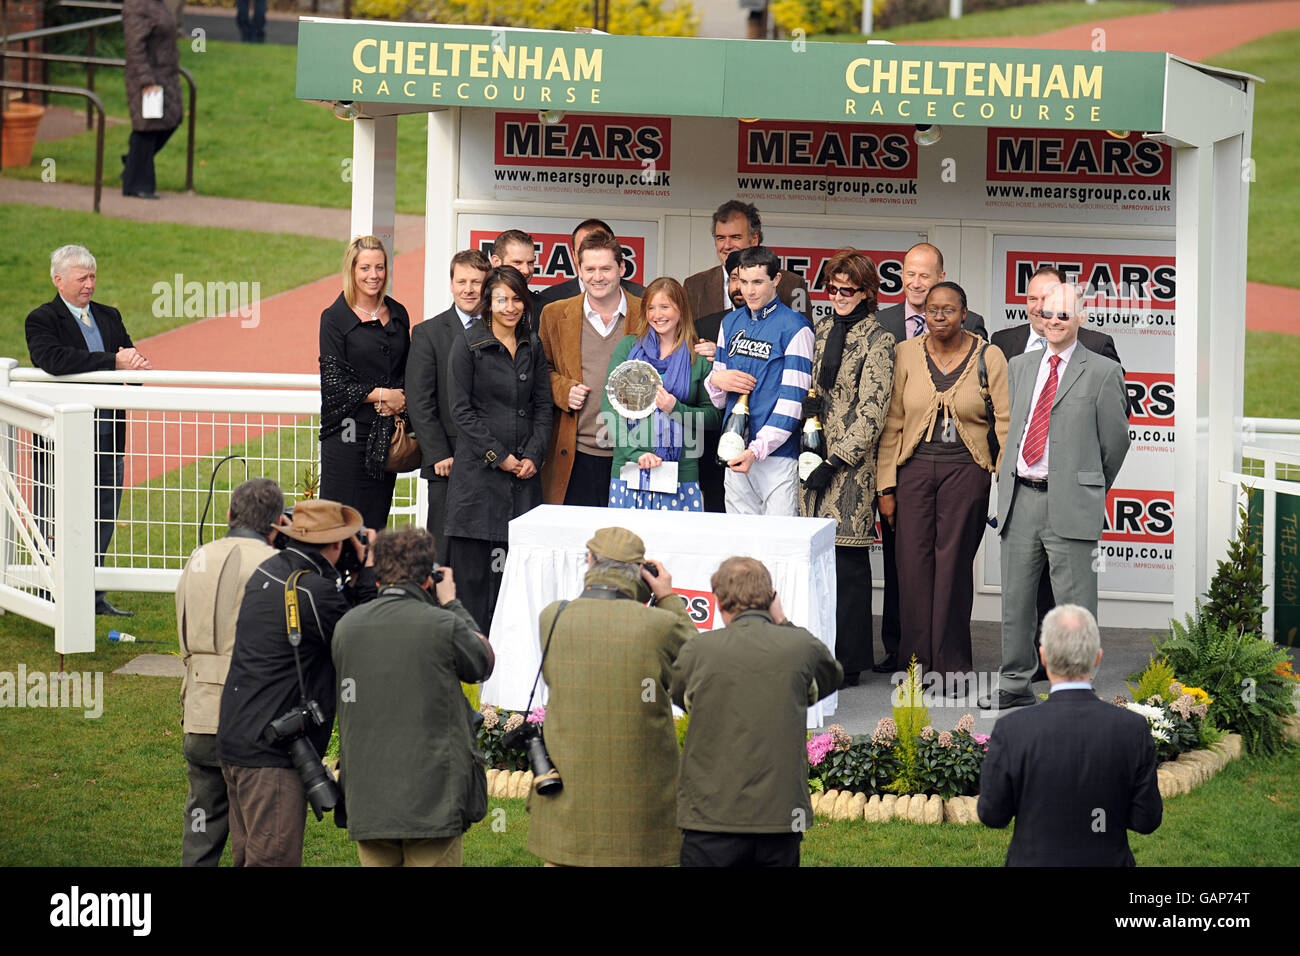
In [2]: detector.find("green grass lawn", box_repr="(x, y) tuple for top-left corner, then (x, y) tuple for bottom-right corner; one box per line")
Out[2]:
(0, 204), (343, 362)
(0, 582), (1294, 867)
(3, 39), (429, 212)
(1208, 30), (1300, 292)
(814, 1), (1171, 43)
(1245, 331), (1300, 420)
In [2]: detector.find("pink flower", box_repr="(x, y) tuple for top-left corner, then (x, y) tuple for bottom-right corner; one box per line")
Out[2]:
(527, 706), (546, 724)
(828, 723), (851, 750)
(807, 733), (834, 767)
(972, 732), (990, 748)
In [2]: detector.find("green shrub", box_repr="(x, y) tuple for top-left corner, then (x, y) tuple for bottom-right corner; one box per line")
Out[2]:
(885, 658), (929, 795)
(358, 0), (699, 36)
(1126, 654), (1178, 704)
(1156, 603), (1294, 756)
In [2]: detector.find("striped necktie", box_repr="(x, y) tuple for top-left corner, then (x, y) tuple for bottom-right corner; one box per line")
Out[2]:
(1022, 354), (1060, 466)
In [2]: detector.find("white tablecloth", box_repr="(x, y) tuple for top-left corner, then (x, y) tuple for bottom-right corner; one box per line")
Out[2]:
(480, 505), (839, 727)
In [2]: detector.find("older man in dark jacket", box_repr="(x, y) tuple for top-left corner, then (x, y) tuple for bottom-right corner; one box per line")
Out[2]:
(671, 556), (841, 867)
(332, 527), (494, 867)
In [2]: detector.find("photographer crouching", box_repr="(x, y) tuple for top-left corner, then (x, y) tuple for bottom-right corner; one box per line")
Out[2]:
(332, 527), (494, 867)
(216, 499), (377, 867)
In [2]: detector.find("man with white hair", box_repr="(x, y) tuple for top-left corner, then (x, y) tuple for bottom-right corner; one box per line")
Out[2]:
(25, 245), (152, 617)
(977, 604), (1162, 866)
(981, 281), (1129, 710)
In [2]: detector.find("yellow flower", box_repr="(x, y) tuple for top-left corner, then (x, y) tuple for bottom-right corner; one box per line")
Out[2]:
(1182, 685), (1213, 705)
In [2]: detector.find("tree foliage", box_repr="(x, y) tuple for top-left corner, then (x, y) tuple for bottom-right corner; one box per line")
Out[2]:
(355, 0), (699, 36)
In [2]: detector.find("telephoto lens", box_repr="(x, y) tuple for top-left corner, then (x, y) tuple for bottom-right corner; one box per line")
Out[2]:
(524, 734), (563, 795)
(288, 736), (343, 821)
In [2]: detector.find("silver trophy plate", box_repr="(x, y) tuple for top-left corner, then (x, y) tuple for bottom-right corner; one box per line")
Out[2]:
(606, 359), (663, 420)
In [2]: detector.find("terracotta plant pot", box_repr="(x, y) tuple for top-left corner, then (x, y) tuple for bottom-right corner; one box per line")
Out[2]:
(2, 101), (47, 169)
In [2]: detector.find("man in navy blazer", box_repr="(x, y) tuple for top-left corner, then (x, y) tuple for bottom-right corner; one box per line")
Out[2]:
(405, 249), (490, 563)
(25, 244), (151, 616)
(977, 604), (1162, 865)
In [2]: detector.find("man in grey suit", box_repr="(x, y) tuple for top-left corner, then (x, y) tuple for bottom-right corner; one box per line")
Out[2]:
(980, 282), (1130, 710)
(871, 240), (985, 672)
(405, 249), (490, 562)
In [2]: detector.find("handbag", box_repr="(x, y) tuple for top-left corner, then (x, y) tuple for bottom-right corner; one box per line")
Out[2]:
(976, 342), (1000, 466)
(385, 414), (422, 473)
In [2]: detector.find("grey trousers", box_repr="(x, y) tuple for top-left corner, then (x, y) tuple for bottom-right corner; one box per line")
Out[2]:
(999, 483), (1098, 697)
(183, 733), (230, 867)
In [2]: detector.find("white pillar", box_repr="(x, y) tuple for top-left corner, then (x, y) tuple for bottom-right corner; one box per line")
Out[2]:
(53, 403), (96, 654)
(350, 115), (399, 262)
(424, 108), (458, 327)
(949, 0), (962, 19)
(860, 0), (872, 35)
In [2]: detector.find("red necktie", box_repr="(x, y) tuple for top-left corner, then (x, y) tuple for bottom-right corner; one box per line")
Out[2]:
(1022, 354), (1060, 466)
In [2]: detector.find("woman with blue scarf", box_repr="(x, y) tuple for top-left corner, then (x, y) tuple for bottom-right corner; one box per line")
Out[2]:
(601, 278), (722, 511)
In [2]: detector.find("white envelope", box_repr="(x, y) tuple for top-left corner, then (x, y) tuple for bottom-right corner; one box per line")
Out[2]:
(620, 460), (679, 494)
(142, 87), (164, 120)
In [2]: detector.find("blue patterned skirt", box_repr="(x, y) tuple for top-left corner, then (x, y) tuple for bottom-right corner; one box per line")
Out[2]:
(608, 478), (703, 512)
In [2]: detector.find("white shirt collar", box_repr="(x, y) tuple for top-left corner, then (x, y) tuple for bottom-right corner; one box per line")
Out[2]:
(61, 297), (92, 324)
(583, 289), (627, 337)
(1050, 681), (1093, 693)
(453, 304), (475, 329)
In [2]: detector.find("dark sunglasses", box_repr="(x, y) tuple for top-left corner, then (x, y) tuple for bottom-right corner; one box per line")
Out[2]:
(826, 284), (862, 297)
(1040, 311), (1074, 321)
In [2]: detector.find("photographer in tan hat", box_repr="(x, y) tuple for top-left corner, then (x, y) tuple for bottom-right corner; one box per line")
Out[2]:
(526, 527), (696, 867)
(217, 498), (378, 866)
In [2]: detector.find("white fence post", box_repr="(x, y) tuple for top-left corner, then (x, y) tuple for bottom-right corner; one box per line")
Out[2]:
(53, 403), (97, 654)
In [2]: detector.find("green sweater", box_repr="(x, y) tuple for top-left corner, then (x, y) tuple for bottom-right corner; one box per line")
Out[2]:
(601, 335), (722, 485)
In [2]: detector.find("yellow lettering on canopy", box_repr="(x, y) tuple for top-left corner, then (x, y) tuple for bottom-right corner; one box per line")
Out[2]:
(1044, 64), (1069, 98)
(937, 61), (962, 95)
(574, 48), (602, 82)
(428, 44), (447, 77)
(1015, 62), (1040, 98)
(845, 98), (857, 115)
(406, 42), (425, 75)
(352, 77), (363, 94)
(845, 58), (871, 94)
(545, 48), (571, 81)
(1009, 104), (1022, 120)
(988, 62), (1012, 98)
(404, 80), (415, 96)
(870, 99), (884, 116)
(1064, 104), (1075, 121)
(377, 40), (401, 74)
(590, 88), (600, 104)
(952, 100), (965, 118)
(900, 61), (920, 95)
(540, 86), (552, 102)
(456, 82), (470, 99)
(897, 99), (911, 117)
(874, 59), (898, 94)
(352, 38), (377, 74)
(518, 46), (542, 80)
(926, 100), (937, 117)
(1091, 105), (1101, 122)
(493, 46), (516, 79)
(470, 45), (489, 77)
(376, 80), (390, 95)
(1039, 104), (1050, 120)
(444, 42), (469, 74)
(922, 62), (943, 96)
(980, 102), (995, 119)
(965, 63), (985, 97)
(1074, 65), (1102, 99)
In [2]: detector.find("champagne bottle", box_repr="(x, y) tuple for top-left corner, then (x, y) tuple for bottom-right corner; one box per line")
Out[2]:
(799, 390), (827, 482)
(716, 393), (751, 464)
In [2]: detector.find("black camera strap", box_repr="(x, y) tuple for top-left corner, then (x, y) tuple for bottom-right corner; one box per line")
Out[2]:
(283, 569), (312, 715)
(521, 599), (569, 719)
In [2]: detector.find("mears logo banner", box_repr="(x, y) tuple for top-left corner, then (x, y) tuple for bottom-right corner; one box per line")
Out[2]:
(675, 588), (716, 630)
(986, 128), (1172, 185)
(1002, 252), (1176, 307)
(737, 121), (917, 178)
(1103, 489), (1174, 544)
(1126, 372), (1175, 426)
(494, 112), (671, 170)
(470, 229), (647, 288)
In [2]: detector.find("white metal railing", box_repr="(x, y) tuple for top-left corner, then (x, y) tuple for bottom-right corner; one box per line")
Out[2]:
(0, 361), (422, 651)
(1220, 444), (1300, 643)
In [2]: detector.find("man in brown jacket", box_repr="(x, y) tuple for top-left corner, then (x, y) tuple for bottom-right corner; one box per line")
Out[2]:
(671, 557), (841, 867)
(538, 234), (642, 506)
(525, 527), (694, 866)
(176, 478), (287, 866)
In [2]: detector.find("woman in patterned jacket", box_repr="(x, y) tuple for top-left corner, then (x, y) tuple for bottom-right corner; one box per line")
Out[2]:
(798, 249), (896, 685)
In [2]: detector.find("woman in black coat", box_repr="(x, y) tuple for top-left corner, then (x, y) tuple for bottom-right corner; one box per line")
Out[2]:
(319, 235), (410, 531)
(445, 266), (551, 632)
(121, 0), (183, 198)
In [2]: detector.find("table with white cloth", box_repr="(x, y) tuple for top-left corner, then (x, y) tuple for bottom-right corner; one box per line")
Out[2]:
(480, 505), (839, 727)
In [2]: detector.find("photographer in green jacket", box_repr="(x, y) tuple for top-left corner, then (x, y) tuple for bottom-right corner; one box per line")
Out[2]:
(332, 527), (494, 867)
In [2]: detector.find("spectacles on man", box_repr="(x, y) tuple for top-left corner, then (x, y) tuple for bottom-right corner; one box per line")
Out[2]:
(826, 284), (862, 298)
(925, 306), (960, 318)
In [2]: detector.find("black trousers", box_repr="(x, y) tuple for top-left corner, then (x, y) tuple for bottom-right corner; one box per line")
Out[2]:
(680, 830), (801, 867)
(424, 475), (452, 564)
(563, 450), (612, 508)
(183, 733), (229, 867)
(447, 536), (503, 634)
(122, 126), (176, 196)
(835, 545), (874, 675)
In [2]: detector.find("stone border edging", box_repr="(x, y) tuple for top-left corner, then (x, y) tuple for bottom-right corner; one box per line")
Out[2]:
(803, 733), (1250, 824)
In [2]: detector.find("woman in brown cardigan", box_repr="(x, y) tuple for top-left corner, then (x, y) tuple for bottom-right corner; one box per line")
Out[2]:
(875, 282), (1009, 691)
